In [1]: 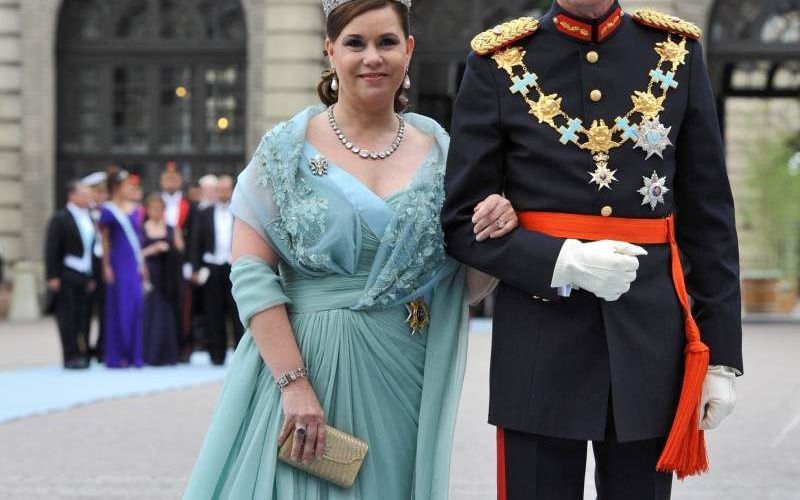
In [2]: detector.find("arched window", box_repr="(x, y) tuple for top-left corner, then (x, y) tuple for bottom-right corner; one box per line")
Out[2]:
(708, 0), (800, 127)
(56, 0), (247, 197)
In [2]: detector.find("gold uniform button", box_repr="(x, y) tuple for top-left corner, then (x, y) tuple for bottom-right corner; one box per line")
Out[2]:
(601, 206), (613, 217)
(590, 89), (602, 102)
(586, 51), (599, 63)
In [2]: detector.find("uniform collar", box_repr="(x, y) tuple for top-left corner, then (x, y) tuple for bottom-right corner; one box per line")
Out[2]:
(547, 1), (624, 43)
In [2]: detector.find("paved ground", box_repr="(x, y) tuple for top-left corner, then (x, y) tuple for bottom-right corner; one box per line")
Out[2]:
(0, 318), (798, 499)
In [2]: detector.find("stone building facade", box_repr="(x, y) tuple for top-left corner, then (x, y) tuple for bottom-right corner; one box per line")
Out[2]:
(0, 0), (797, 318)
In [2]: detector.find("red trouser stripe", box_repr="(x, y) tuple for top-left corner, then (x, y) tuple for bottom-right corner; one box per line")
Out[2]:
(497, 427), (507, 500)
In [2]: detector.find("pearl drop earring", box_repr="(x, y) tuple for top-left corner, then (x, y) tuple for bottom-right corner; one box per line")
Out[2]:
(331, 72), (339, 92)
(403, 71), (411, 90)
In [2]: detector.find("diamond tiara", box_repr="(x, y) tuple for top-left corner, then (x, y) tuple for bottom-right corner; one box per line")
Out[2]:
(322, 0), (412, 17)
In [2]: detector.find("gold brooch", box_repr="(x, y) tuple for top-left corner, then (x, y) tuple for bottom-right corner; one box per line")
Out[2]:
(405, 298), (430, 336)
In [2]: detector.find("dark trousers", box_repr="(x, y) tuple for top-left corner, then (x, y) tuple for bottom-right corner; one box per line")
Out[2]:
(90, 280), (104, 358)
(176, 278), (192, 358)
(203, 263), (243, 364)
(498, 407), (673, 500)
(55, 277), (92, 364)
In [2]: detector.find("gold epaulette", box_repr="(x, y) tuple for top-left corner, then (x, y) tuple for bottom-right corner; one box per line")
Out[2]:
(471, 17), (539, 56)
(633, 10), (702, 40)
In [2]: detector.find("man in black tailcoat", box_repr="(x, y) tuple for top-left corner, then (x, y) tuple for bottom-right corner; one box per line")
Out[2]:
(45, 181), (97, 369)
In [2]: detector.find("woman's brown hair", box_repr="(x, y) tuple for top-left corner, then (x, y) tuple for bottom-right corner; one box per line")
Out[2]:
(318, 0), (411, 113)
(105, 165), (129, 196)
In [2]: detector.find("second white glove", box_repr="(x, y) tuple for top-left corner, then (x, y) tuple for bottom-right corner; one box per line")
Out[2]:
(551, 239), (648, 301)
(700, 365), (738, 430)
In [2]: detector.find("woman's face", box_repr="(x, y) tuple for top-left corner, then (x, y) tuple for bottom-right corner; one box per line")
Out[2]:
(146, 201), (164, 221)
(326, 6), (414, 110)
(118, 179), (137, 201)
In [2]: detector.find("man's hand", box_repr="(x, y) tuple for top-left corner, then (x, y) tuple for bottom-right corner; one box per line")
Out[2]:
(47, 278), (61, 292)
(700, 365), (737, 430)
(552, 239), (647, 301)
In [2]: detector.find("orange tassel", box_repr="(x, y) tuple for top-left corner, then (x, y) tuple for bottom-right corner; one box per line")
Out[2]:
(658, 216), (711, 479)
(656, 335), (710, 479)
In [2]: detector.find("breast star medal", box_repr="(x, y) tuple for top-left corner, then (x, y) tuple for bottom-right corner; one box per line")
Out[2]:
(308, 154), (328, 176)
(634, 117), (673, 160)
(405, 298), (430, 336)
(588, 153), (618, 190)
(638, 171), (670, 209)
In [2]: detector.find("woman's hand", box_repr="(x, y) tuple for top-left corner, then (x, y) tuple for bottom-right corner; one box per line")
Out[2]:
(277, 379), (327, 464)
(472, 194), (518, 241)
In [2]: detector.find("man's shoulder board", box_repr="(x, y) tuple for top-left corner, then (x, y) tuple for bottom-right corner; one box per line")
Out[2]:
(633, 10), (702, 40)
(471, 17), (539, 56)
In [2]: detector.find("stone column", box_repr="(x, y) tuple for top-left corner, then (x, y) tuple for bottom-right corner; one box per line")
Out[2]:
(250, 0), (324, 148)
(5, 0), (59, 320)
(0, 1), (22, 272)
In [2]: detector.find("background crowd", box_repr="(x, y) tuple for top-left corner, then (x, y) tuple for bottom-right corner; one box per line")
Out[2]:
(44, 166), (241, 369)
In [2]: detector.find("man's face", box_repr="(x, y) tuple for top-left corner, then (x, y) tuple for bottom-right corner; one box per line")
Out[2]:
(559, 0), (611, 10)
(91, 184), (108, 204)
(70, 185), (93, 209)
(216, 177), (234, 204)
(160, 172), (183, 194)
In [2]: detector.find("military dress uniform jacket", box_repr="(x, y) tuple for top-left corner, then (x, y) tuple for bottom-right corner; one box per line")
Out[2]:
(442, 2), (743, 443)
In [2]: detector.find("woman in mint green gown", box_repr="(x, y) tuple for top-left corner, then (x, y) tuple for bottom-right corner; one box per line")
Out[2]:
(183, 2), (517, 499)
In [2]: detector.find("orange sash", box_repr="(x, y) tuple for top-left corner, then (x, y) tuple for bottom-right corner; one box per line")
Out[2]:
(518, 211), (709, 479)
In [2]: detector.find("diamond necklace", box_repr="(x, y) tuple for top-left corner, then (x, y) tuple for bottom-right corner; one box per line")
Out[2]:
(328, 105), (405, 160)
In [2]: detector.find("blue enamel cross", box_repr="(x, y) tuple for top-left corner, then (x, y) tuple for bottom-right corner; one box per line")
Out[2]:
(615, 116), (638, 141)
(509, 72), (538, 96)
(558, 118), (583, 145)
(649, 69), (678, 91)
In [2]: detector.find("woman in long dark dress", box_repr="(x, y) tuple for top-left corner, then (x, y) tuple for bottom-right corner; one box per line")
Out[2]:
(140, 194), (184, 366)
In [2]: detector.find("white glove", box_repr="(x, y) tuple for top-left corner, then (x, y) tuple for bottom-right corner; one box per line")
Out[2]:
(700, 365), (738, 430)
(551, 239), (648, 301)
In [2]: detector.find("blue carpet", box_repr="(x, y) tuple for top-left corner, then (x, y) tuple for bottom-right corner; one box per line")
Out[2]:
(0, 352), (228, 424)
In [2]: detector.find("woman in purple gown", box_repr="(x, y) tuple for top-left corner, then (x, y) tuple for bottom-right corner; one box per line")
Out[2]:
(99, 168), (145, 368)
(140, 194), (183, 366)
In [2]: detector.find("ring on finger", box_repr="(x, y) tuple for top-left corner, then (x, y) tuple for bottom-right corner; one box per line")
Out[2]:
(295, 426), (307, 441)
(495, 218), (506, 229)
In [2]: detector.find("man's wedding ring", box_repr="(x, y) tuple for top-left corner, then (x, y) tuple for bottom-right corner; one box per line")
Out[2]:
(295, 427), (307, 440)
(496, 218), (506, 229)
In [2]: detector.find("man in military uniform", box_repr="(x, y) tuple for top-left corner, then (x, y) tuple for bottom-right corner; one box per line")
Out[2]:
(442, 1), (743, 498)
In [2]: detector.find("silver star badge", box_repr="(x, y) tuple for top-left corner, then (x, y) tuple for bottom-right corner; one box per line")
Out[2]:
(633, 117), (672, 160)
(588, 154), (618, 191)
(638, 171), (670, 210)
(308, 154), (328, 176)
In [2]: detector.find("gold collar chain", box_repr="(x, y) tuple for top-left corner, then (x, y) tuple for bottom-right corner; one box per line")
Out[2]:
(492, 34), (689, 191)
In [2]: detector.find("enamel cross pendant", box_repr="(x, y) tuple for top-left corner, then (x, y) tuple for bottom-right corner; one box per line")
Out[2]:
(638, 171), (670, 210)
(588, 153), (618, 191)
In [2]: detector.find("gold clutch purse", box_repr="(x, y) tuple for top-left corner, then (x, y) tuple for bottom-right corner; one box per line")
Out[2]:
(277, 426), (368, 488)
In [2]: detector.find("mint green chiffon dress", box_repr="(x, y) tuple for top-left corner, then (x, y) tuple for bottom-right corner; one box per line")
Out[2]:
(183, 107), (469, 500)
